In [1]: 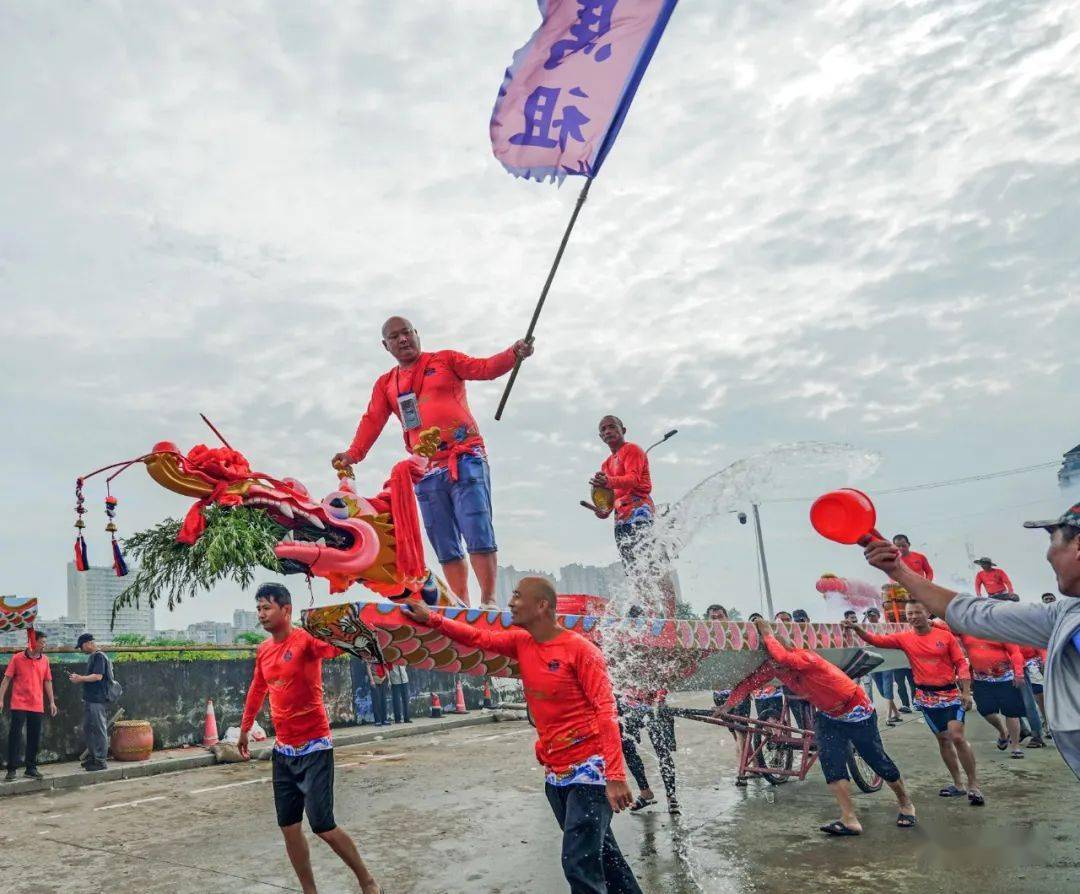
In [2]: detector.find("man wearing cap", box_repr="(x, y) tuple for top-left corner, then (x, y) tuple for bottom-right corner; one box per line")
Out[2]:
(67, 633), (110, 772)
(331, 317), (534, 608)
(864, 502), (1080, 779)
(974, 557), (1016, 600)
(1, 630), (57, 781)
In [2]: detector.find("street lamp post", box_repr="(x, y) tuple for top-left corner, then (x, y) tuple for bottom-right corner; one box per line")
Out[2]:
(751, 503), (775, 619)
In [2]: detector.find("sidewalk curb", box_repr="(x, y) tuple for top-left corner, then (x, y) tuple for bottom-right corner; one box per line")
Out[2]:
(0, 712), (513, 799)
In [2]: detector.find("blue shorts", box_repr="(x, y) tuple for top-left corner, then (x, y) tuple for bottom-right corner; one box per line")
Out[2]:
(414, 453), (496, 564)
(922, 704), (965, 734)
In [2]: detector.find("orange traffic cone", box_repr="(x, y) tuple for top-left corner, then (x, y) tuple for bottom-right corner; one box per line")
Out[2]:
(202, 698), (219, 747)
(430, 692), (443, 719)
(482, 679), (493, 709)
(454, 680), (469, 714)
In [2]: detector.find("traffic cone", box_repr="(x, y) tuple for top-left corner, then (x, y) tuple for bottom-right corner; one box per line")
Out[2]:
(454, 680), (469, 714)
(430, 692), (443, 719)
(482, 679), (493, 709)
(202, 698), (219, 747)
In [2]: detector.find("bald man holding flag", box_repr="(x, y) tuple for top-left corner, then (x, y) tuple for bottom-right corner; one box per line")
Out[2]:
(332, 317), (533, 607)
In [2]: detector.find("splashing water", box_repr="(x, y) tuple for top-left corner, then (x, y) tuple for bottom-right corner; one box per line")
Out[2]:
(658, 441), (881, 557)
(595, 441), (881, 876)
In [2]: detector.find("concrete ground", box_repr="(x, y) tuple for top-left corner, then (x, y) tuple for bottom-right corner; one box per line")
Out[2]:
(2, 692), (1078, 893)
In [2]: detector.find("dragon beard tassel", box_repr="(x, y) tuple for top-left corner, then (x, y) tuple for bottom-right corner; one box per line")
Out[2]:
(74, 478), (89, 571)
(105, 494), (129, 577)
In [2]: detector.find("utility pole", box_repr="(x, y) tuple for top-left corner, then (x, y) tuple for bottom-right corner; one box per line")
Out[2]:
(751, 503), (775, 619)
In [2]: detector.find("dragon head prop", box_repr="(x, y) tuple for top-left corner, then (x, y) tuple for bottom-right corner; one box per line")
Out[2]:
(75, 429), (461, 613)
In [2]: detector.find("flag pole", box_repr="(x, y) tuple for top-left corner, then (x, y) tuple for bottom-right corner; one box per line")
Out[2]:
(495, 177), (593, 421)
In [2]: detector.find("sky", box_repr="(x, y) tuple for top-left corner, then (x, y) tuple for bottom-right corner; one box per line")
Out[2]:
(2, 0), (1078, 630)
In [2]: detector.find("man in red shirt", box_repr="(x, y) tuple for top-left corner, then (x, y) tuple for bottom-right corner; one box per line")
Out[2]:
(586, 416), (673, 615)
(239, 584), (380, 894)
(952, 630), (1027, 757)
(402, 577), (641, 894)
(974, 558), (1015, 599)
(1, 630), (57, 782)
(332, 316), (534, 607)
(892, 534), (933, 580)
(725, 618), (915, 835)
(846, 603), (985, 805)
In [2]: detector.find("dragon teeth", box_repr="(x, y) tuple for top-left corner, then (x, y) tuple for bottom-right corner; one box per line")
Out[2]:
(316, 538), (327, 547)
(277, 503), (294, 519)
(282, 531), (295, 543)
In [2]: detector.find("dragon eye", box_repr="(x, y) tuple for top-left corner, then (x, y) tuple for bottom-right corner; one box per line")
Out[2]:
(325, 494), (352, 519)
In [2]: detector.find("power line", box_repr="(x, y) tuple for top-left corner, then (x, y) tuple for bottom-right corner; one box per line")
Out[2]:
(764, 460), (1059, 504)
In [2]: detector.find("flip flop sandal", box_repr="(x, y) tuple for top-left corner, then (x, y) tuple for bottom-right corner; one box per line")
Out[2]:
(886, 719), (899, 726)
(1026, 739), (1045, 748)
(996, 737), (1009, 751)
(968, 791), (985, 807)
(896, 813), (917, 828)
(629, 795), (657, 812)
(1011, 750), (1025, 759)
(819, 821), (861, 836)
(939, 785), (967, 797)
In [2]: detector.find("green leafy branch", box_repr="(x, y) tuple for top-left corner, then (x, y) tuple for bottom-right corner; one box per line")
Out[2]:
(112, 505), (284, 625)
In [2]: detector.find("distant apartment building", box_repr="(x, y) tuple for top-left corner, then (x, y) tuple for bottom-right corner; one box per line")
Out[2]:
(493, 562), (682, 609)
(233, 609), (260, 633)
(67, 563), (154, 639)
(185, 621), (235, 645)
(494, 566), (557, 609)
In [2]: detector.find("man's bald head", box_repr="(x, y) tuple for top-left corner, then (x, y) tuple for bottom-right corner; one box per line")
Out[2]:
(381, 316), (421, 365)
(509, 576), (558, 627)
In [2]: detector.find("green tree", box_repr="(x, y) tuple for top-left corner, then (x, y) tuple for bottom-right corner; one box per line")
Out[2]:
(112, 633), (147, 646)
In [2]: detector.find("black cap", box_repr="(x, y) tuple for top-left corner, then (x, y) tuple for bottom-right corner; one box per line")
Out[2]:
(76, 633), (94, 648)
(1022, 502), (1080, 531)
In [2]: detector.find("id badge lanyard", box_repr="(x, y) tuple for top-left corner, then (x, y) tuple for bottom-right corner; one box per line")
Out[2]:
(395, 355), (429, 432)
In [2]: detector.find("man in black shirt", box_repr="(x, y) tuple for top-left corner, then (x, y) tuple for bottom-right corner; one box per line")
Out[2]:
(67, 633), (109, 771)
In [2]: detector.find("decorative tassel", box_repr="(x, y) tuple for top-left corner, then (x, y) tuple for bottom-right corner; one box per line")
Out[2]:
(111, 538), (128, 577)
(73, 477), (89, 571)
(74, 534), (89, 571)
(105, 493), (128, 577)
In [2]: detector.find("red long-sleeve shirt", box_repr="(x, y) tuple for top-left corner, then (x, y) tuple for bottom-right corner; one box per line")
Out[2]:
(601, 442), (654, 521)
(725, 635), (871, 719)
(426, 613), (625, 780)
(858, 626), (969, 687)
(899, 550), (934, 581)
(1018, 644), (1046, 664)
(974, 568), (1013, 596)
(345, 348), (516, 468)
(241, 628), (342, 748)
(958, 633), (1024, 680)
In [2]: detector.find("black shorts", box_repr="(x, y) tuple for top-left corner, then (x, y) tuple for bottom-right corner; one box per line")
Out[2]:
(922, 704), (965, 734)
(272, 748), (336, 833)
(972, 679), (1026, 719)
(815, 713), (901, 785)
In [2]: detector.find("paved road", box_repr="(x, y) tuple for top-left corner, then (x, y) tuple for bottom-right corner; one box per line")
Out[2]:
(2, 694), (1078, 892)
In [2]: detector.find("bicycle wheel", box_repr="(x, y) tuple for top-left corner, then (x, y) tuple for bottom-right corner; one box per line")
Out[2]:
(847, 742), (883, 793)
(752, 705), (794, 785)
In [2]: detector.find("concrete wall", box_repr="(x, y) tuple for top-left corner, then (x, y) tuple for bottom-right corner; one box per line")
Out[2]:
(0, 654), (506, 765)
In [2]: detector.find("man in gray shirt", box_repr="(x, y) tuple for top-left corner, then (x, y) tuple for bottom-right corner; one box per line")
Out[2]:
(67, 633), (110, 771)
(863, 502), (1080, 780)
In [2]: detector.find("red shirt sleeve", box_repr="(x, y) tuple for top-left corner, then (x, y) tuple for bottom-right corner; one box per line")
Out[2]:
(724, 660), (781, 708)
(428, 613), (522, 659)
(974, 571), (985, 596)
(443, 348), (517, 381)
(3, 660), (13, 680)
(858, 629), (904, 649)
(43, 657), (52, 682)
(603, 443), (649, 491)
(921, 555), (934, 581)
(947, 633), (970, 681)
(573, 641), (625, 781)
(1000, 571), (1014, 592)
(306, 631), (343, 660)
(762, 634), (815, 671)
(240, 651), (268, 733)
(346, 373), (395, 463)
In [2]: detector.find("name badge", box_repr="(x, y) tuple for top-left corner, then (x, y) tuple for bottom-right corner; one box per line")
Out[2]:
(398, 391), (422, 431)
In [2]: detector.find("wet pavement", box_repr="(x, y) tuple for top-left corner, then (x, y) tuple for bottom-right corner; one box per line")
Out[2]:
(2, 693), (1077, 892)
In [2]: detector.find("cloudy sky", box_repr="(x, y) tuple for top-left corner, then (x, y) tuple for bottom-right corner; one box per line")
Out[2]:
(3, 0), (1078, 629)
